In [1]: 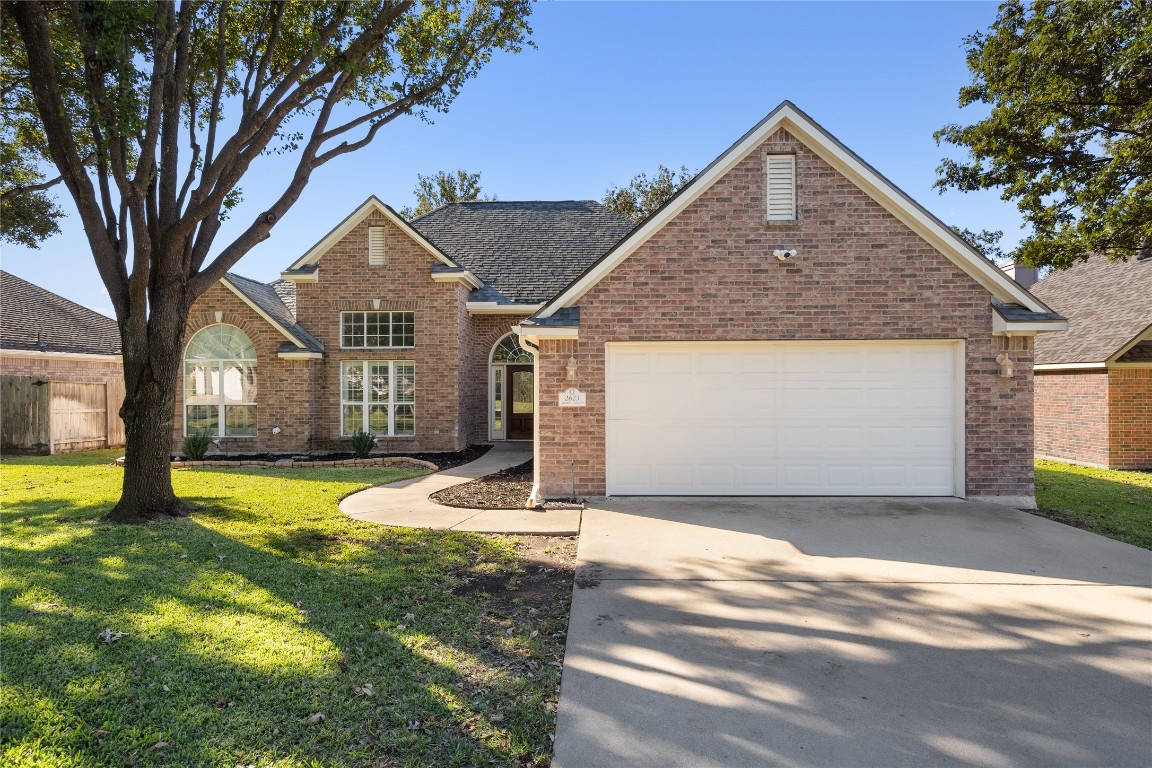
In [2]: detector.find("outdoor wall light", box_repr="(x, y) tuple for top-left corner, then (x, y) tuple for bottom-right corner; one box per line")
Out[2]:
(272, 426), (282, 435)
(996, 353), (1014, 379)
(566, 356), (578, 381)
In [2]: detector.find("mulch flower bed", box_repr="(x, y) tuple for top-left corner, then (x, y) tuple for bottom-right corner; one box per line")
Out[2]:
(431, 460), (534, 509)
(163, 444), (492, 471)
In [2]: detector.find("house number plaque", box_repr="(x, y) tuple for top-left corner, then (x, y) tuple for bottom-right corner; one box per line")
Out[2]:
(559, 388), (587, 407)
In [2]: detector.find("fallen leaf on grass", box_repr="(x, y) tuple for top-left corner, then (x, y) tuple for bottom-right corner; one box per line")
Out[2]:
(307, 712), (325, 725)
(91, 729), (111, 738)
(97, 628), (127, 645)
(147, 740), (169, 751)
(354, 683), (375, 697)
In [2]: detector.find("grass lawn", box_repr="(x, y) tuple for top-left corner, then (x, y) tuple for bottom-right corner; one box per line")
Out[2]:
(1034, 459), (1152, 550)
(1, 451), (572, 767)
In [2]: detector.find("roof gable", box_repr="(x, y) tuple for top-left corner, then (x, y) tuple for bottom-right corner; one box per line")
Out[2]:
(221, 274), (323, 353)
(0, 270), (121, 356)
(285, 196), (460, 272)
(535, 101), (1055, 319)
(1031, 253), (1152, 364)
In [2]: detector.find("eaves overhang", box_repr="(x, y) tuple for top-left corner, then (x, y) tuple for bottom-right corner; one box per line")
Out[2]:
(534, 101), (1060, 320)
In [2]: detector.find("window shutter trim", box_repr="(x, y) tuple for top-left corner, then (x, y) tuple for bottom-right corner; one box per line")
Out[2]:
(368, 226), (386, 266)
(766, 154), (796, 221)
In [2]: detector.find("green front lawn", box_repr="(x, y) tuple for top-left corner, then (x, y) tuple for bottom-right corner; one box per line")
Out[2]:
(1034, 459), (1152, 550)
(1, 451), (568, 767)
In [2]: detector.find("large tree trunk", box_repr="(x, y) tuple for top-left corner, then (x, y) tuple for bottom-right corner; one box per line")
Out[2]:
(104, 277), (191, 523)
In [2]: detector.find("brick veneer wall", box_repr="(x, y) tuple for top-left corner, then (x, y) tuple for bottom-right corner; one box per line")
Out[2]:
(1, 354), (122, 381)
(1108, 368), (1152, 468)
(461, 315), (530, 445)
(292, 212), (470, 452)
(536, 127), (1036, 501)
(179, 282), (313, 454)
(1033, 370), (1110, 467)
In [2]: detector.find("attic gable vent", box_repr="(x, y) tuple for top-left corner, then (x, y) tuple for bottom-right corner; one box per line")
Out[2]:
(368, 226), (386, 266)
(766, 154), (796, 221)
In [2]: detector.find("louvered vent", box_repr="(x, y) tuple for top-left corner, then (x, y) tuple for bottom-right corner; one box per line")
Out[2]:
(368, 226), (386, 266)
(766, 154), (796, 221)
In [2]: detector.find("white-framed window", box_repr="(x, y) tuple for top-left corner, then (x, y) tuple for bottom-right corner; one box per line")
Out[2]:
(183, 324), (257, 437)
(340, 311), (414, 348)
(766, 153), (797, 221)
(341, 360), (415, 437)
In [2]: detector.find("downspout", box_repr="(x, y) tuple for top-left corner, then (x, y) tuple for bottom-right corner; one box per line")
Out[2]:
(520, 335), (542, 508)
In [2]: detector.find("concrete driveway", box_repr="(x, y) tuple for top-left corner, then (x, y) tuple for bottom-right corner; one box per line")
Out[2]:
(553, 498), (1152, 768)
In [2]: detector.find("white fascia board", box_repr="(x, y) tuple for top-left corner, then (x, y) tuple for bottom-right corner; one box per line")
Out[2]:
(992, 310), (1068, 336)
(538, 102), (1054, 318)
(0, 348), (122, 362)
(277, 350), (324, 360)
(1034, 362), (1107, 371)
(466, 302), (542, 315)
(219, 278), (307, 348)
(430, 271), (484, 290)
(280, 269), (318, 283)
(512, 325), (578, 343)
(286, 196), (458, 270)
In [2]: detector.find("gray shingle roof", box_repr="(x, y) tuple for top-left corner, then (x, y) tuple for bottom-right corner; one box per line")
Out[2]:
(1030, 253), (1152, 364)
(224, 273), (323, 353)
(0, 270), (121, 356)
(411, 201), (633, 304)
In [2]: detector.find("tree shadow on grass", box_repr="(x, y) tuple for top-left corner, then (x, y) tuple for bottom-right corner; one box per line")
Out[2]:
(2, 473), (564, 766)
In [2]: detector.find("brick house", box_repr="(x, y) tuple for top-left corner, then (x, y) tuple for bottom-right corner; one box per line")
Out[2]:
(182, 102), (1066, 506)
(1, 270), (125, 452)
(1030, 253), (1152, 469)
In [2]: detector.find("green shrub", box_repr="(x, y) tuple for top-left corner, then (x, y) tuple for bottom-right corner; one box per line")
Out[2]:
(181, 430), (213, 460)
(351, 430), (376, 458)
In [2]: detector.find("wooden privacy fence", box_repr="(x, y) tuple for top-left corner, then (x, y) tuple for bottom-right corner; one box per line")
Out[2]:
(1, 376), (125, 453)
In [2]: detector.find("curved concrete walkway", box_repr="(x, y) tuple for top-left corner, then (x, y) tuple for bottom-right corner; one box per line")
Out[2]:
(339, 442), (581, 535)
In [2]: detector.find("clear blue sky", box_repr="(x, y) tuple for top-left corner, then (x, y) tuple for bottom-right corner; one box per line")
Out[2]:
(2, 1), (1016, 318)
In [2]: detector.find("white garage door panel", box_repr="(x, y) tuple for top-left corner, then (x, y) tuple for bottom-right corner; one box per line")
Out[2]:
(607, 342), (960, 496)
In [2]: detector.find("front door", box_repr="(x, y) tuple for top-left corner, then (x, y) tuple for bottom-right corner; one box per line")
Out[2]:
(506, 365), (534, 440)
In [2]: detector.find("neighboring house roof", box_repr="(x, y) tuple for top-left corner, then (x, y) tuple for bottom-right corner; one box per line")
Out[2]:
(0, 270), (121, 356)
(532, 100), (1058, 321)
(1030, 253), (1152, 365)
(222, 273), (324, 354)
(411, 201), (633, 304)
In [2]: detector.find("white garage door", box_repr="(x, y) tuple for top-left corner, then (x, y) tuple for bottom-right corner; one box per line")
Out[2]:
(606, 341), (961, 496)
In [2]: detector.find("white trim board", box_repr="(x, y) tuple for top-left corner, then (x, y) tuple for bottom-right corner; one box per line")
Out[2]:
(536, 101), (1057, 319)
(0, 349), (122, 363)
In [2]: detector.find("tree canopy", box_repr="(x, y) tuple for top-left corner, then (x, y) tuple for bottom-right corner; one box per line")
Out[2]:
(602, 164), (694, 224)
(935, 0), (1152, 270)
(4, 0), (532, 522)
(401, 169), (494, 218)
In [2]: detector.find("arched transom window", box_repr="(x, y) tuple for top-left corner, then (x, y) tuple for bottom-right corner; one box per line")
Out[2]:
(491, 334), (533, 364)
(184, 324), (257, 437)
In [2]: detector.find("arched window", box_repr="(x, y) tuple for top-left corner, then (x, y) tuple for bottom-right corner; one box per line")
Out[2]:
(491, 333), (533, 364)
(184, 324), (257, 437)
